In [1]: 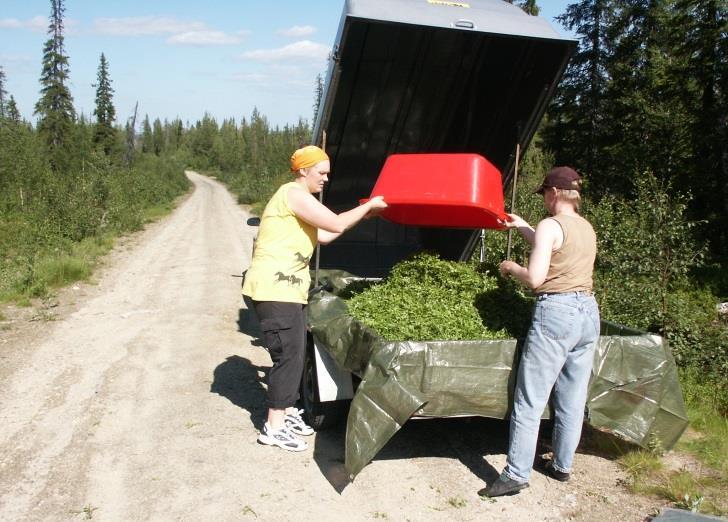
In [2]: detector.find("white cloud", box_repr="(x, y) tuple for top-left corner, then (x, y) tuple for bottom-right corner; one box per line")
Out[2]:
(0, 16), (49, 32)
(0, 53), (35, 74)
(231, 72), (269, 84)
(167, 31), (241, 46)
(93, 16), (207, 36)
(0, 18), (23, 29)
(241, 40), (330, 62)
(277, 25), (316, 38)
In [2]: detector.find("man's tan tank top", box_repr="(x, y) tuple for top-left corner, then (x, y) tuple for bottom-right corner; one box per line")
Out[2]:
(535, 214), (596, 294)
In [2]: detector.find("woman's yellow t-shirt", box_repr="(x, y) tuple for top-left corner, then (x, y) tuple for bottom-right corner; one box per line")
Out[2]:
(242, 182), (317, 304)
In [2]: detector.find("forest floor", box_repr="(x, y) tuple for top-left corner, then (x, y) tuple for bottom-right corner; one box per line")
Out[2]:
(0, 171), (690, 521)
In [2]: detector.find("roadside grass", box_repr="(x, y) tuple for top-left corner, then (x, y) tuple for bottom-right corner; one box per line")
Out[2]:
(679, 369), (728, 474)
(0, 199), (182, 306)
(619, 449), (726, 516)
(598, 371), (728, 517)
(142, 201), (176, 223)
(577, 367), (727, 516)
(0, 235), (114, 303)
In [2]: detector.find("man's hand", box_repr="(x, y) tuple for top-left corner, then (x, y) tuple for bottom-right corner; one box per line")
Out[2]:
(500, 213), (529, 229)
(499, 260), (520, 277)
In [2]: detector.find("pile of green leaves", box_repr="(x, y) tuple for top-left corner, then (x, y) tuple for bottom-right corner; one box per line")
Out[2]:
(344, 253), (533, 341)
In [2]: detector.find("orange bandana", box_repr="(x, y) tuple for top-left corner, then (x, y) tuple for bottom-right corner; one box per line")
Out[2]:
(290, 145), (329, 172)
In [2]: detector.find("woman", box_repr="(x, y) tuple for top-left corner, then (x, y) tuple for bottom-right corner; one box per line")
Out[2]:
(242, 145), (387, 452)
(483, 166), (600, 497)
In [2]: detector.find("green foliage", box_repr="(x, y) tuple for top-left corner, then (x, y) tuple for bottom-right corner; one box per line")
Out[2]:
(587, 172), (704, 327)
(34, 0), (75, 171)
(93, 53), (115, 154)
(479, 138), (725, 399)
(187, 109), (312, 209)
(0, 65), (8, 118)
(141, 115), (153, 154)
(475, 277), (533, 340)
(345, 253), (533, 341)
(477, 135), (552, 270)
(545, 1), (728, 259)
(6, 96), (21, 123)
(0, 111), (189, 300)
(584, 171), (728, 386)
(680, 368), (728, 472)
(619, 441), (726, 516)
(515, 0), (539, 16)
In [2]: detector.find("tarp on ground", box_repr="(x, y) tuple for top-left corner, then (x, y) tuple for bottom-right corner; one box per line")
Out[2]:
(308, 271), (690, 479)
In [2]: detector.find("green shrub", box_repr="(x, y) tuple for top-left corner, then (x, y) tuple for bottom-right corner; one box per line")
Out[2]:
(0, 122), (189, 302)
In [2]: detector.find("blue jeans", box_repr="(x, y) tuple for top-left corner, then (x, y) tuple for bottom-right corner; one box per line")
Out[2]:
(503, 292), (600, 483)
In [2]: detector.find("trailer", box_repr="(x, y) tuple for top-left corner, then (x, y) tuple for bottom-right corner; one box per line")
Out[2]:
(301, 0), (688, 479)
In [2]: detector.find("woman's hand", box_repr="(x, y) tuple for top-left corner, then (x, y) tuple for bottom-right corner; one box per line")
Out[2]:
(364, 195), (387, 217)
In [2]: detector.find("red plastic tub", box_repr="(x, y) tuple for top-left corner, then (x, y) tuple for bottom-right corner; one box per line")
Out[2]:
(363, 153), (508, 229)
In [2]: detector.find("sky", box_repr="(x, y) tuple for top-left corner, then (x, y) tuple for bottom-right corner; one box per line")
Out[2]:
(1, 0), (573, 129)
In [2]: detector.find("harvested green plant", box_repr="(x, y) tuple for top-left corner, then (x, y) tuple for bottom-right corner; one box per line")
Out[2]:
(344, 253), (533, 341)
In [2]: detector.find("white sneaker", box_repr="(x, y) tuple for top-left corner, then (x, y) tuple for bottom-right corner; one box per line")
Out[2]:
(284, 408), (314, 436)
(257, 423), (308, 452)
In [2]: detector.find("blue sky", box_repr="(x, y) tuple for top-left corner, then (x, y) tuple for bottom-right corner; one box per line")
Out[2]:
(1, 0), (573, 128)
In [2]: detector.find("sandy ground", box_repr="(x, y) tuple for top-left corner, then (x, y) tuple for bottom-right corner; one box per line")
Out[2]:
(0, 171), (671, 521)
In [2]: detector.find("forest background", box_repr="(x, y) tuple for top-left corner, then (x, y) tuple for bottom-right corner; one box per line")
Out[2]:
(0, 0), (726, 514)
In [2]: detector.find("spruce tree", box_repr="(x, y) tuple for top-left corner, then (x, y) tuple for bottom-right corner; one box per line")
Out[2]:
(518, 0), (540, 15)
(313, 73), (324, 124)
(34, 0), (75, 169)
(7, 96), (21, 123)
(141, 115), (153, 154)
(600, 0), (692, 186)
(123, 101), (138, 167)
(670, 0), (728, 257)
(0, 66), (7, 119)
(93, 53), (116, 155)
(152, 118), (164, 155)
(543, 0), (613, 193)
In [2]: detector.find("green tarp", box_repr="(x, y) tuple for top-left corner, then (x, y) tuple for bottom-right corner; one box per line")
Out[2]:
(308, 272), (689, 479)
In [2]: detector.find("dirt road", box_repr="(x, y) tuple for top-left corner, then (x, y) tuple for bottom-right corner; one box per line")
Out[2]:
(0, 172), (665, 521)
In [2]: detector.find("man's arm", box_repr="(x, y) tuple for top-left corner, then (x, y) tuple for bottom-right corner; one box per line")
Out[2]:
(499, 218), (561, 289)
(502, 213), (536, 246)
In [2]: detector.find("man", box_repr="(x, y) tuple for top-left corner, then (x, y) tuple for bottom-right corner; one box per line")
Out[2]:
(483, 166), (600, 497)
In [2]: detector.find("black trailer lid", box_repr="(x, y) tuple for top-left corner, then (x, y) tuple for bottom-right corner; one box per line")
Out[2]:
(314, 0), (575, 277)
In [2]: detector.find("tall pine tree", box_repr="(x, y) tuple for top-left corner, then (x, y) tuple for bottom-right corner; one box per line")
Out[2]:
(141, 115), (153, 154)
(519, 0), (540, 15)
(599, 0), (691, 186)
(6, 96), (21, 123)
(0, 66), (7, 119)
(93, 53), (116, 155)
(312, 73), (324, 124)
(34, 0), (75, 170)
(670, 0), (728, 257)
(544, 0), (613, 193)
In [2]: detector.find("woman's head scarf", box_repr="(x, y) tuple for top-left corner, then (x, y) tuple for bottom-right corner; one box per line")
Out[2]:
(290, 145), (329, 172)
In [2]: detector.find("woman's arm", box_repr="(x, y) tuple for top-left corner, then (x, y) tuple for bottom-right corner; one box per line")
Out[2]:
(287, 187), (386, 245)
(499, 218), (561, 289)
